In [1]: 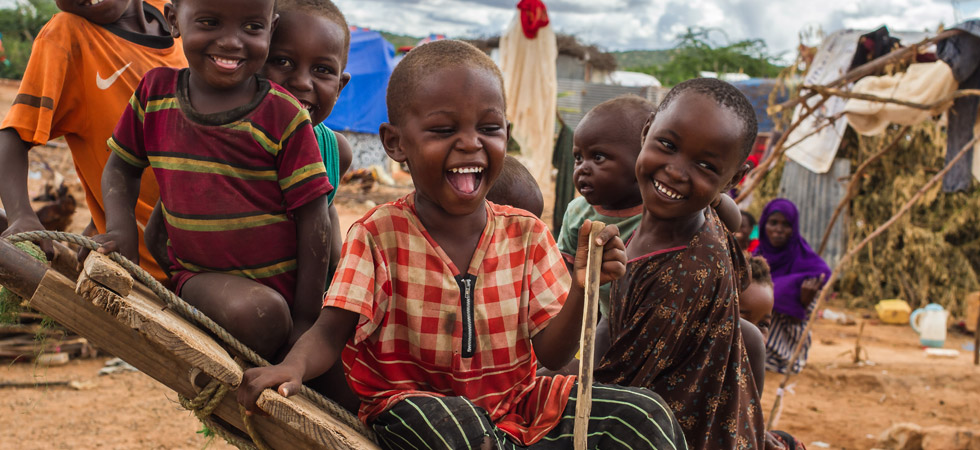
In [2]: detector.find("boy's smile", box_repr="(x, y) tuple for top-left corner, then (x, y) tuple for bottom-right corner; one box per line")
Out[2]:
(264, 11), (350, 124)
(381, 66), (507, 218)
(636, 91), (745, 222)
(572, 111), (644, 210)
(167, 0), (277, 94)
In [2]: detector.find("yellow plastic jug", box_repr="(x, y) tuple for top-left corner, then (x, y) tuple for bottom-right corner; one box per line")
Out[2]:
(875, 299), (911, 325)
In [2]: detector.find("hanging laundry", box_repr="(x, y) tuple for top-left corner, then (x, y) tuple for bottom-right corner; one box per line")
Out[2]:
(843, 61), (957, 135)
(937, 19), (980, 191)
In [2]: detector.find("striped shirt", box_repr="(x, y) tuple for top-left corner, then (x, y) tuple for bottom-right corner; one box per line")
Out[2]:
(109, 67), (332, 304)
(323, 194), (575, 445)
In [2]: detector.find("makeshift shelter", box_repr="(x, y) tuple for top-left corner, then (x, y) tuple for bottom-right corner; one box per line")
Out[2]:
(741, 22), (980, 315)
(733, 21), (980, 431)
(323, 28), (395, 173)
(499, 0), (558, 183)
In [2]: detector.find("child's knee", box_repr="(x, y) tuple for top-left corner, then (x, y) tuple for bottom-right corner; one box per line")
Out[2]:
(220, 285), (291, 339)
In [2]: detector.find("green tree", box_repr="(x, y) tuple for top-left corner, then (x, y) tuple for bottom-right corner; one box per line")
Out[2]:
(631, 27), (784, 86)
(0, 0), (58, 80)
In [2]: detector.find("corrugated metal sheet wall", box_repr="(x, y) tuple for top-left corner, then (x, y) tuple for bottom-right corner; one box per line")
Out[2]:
(777, 158), (852, 268)
(556, 79), (663, 129)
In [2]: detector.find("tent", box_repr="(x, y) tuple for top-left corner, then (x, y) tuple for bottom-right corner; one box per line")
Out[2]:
(323, 28), (395, 134)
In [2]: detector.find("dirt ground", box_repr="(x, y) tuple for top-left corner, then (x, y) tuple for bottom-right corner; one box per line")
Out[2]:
(2, 80), (980, 450)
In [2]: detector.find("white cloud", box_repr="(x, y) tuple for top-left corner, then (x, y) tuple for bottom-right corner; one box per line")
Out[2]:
(334, 0), (965, 56)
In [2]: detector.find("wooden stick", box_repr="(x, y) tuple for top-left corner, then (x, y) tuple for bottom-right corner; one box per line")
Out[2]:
(974, 304), (979, 365)
(574, 221), (605, 450)
(735, 96), (831, 203)
(803, 86), (980, 111)
(766, 132), (980, 431)
(852, 321), (866, 364)
(816, 126), (910, 255)
(769, 29), (963, 115)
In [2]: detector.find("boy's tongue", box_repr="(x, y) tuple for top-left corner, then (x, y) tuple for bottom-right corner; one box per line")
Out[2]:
(447, 171), (479, 194)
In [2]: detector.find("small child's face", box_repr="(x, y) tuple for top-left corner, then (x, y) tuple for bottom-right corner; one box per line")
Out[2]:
(740, 283), (774, 338)
(572, 112), (643, 210)
(735, 214), (753, 250)
(56, 0), (133, 25)
(264, 11), (350, 124)
(167, 0), (277, 92)
(636, 92), (746, 221)
(382, 66), (507, 217)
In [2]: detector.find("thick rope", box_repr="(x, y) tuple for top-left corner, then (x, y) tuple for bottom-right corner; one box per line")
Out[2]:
(4, 230), (376, 442)
(179, 378), (271, 450)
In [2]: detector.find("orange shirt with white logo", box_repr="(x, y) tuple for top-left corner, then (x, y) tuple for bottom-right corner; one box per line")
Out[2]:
(1, 1), (186, 281)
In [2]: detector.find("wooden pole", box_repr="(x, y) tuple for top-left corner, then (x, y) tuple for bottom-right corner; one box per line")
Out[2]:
(816, 126), (910, 255)
(974, 305), (979, 365)
(0, 239), (48, 300)
(735, 96), (831, 203)
(767, 133), (980, 431)
(768, 29), (963, 116)
(802, 87), (980, 111)
(574, 221), (605, 450)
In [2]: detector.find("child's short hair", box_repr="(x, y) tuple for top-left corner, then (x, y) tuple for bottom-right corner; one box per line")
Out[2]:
(386, 40), (504, 125)
(277, 0), (350, 65)
(657, 78), (758, 159)
(740, 210), (756, 229)
(748, 256), (772, 286)
(487, 155), (543, 217)
(583, 94), (656, 146)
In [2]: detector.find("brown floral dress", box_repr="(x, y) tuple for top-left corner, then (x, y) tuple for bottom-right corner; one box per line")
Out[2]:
(595, 208), (764, 450)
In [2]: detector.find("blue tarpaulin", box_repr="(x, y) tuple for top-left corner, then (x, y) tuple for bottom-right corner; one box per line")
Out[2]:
(323, 29), (395, 134)
(731, 78), (789, 133)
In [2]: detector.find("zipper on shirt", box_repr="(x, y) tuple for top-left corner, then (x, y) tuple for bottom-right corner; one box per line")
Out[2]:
(455, 274), (477, 358)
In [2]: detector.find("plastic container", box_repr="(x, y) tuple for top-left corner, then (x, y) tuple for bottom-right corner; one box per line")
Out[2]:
(910, 303), (948, 348)
(875, 299), (911, 325)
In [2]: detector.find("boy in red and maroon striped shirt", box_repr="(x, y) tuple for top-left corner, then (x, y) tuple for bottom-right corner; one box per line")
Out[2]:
(97, 0), (333, 360)
(238, 40), (687, 449)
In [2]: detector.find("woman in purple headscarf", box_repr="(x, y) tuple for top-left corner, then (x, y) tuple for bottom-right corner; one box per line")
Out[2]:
(754, 198), (830, 374)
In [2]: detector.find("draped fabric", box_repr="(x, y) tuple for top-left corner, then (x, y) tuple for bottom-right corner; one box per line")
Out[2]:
(596, 208), (763, 450)
(500, 4), (557, 184)
(753, 199), (831, 320)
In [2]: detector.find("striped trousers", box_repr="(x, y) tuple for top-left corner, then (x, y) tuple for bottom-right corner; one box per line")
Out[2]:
(370, 383), (687, 450)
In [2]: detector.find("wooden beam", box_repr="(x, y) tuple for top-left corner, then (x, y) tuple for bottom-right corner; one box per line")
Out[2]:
(77, 272), (242, 388)
(0, 239), (48, 300)
(27, 269), (375, 449)
(257, 390), (379, 449)
(80, 251), (133, 297)
(769, 29), (963, 115)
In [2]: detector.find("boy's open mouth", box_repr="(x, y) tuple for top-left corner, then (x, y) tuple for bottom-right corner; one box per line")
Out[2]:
(446, 166), (484, 195)
(210, 56), (244, 71)
(300, 101), (317, 114)
(81, 0), (105, 6)
(653, 179), (686, 200)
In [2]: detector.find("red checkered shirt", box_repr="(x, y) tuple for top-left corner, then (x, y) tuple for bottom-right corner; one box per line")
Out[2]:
(323, 193), (576, 445)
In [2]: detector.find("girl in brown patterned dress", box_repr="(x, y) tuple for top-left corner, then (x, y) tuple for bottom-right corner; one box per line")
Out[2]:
(595, 78), (765, 450)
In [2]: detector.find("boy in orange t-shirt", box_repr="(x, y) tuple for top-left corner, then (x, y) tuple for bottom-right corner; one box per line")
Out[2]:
(0, 0), (185, 281)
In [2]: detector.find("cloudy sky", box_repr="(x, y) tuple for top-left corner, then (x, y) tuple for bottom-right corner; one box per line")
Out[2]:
(335, 0), (980, 57)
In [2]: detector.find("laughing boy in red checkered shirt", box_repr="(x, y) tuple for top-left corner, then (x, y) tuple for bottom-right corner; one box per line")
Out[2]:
(238, 40), (686, 450)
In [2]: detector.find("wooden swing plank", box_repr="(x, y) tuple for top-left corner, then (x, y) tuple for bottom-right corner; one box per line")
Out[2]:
(26, 266), (371, 449)
(257, 390), (379, 449)
(76, 256), (241, 387)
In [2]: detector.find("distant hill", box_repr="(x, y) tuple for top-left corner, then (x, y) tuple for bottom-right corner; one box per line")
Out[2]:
(611, 49), (673, 72)
(377, 31), (422, 50)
